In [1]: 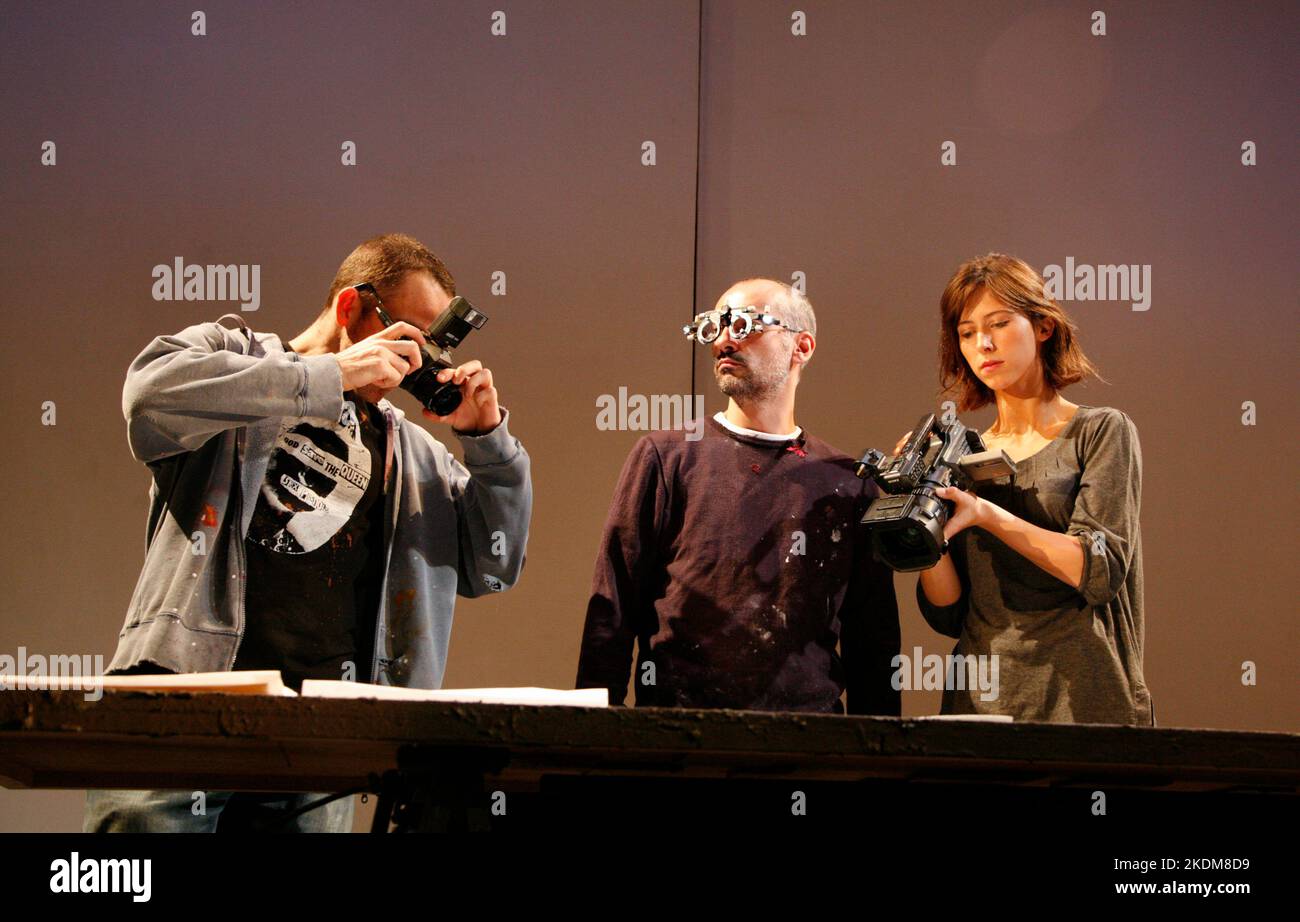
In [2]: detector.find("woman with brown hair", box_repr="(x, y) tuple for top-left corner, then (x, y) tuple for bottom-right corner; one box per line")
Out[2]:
(904, 253), (1151, 725)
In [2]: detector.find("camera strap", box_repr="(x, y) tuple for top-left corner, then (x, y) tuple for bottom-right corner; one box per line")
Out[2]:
(215, 312), (253, 357)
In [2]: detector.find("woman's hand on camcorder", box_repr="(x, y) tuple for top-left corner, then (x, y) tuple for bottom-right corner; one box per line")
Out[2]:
(935, 485), (990, 541)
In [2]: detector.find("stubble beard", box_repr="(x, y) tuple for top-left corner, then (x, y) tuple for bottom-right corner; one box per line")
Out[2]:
(714, 350), (793, 402)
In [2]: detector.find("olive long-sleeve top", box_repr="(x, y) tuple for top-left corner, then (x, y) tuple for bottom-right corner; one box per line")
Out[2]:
(576, 415), (901, 715)
(916, 405), (1153, 725)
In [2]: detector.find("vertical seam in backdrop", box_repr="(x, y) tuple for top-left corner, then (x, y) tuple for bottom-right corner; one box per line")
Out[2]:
(689, 0), (705, 404)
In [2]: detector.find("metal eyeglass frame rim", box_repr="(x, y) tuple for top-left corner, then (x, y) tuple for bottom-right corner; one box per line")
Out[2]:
(682, 307), (808, 344)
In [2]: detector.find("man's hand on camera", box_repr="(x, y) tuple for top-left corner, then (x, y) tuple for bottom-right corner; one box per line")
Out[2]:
(420, 359), (503, 435)
(335, 322), (427, 391)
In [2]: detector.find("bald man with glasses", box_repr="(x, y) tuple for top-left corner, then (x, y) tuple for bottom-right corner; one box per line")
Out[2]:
(576, 278), (900, 715)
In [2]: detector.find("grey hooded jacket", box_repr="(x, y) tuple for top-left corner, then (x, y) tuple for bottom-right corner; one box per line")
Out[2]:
(109, 313), (532, 689)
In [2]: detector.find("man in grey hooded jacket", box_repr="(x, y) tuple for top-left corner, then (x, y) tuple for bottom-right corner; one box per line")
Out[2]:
(84, 234), (532, 832)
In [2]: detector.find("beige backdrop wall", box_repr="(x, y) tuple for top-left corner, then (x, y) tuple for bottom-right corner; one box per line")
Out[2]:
(1, 0), (1294, 831)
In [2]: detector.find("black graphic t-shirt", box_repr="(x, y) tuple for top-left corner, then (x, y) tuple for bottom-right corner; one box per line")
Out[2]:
(233, 368), (388, 691)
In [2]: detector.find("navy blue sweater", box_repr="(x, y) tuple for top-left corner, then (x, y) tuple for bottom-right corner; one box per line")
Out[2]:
(576, 415), (900, 714)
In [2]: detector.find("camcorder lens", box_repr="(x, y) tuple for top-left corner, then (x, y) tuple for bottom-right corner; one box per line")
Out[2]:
(897, 527), (926, 551)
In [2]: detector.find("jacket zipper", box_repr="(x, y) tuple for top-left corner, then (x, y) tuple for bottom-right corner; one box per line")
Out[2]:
(225, 324), (252, 672)
(370, 406), (398, 685)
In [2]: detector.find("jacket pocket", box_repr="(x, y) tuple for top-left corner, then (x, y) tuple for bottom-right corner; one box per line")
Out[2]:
(123, 433), (241, 636)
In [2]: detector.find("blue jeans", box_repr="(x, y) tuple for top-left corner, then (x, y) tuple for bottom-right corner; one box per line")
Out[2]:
(83, 788), (355, 833)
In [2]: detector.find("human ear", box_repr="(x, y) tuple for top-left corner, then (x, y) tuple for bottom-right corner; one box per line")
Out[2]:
(793, 331), (815, 364)
(334, 287), (361, 329)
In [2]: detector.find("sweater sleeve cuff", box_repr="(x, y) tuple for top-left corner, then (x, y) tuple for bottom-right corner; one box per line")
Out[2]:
(1073, 530), (1105, 604)
(296, 352), (344, 421)
(455, 406), (521, 466)
(915, 579), (966, 637)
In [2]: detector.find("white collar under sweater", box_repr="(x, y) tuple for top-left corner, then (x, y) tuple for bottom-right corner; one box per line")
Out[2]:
(712, 411), (802, 442)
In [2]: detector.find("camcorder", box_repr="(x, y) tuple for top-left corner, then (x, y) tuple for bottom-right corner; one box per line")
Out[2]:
(853, 412), (1017, 571)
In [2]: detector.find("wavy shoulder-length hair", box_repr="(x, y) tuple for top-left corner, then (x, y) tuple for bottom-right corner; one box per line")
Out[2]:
(938, 253), (1103, 412)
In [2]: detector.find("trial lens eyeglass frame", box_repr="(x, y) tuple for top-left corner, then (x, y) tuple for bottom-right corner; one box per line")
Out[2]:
(682, 306), (808, 345)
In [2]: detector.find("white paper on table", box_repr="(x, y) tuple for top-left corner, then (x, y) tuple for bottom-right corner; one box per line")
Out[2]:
(0, 670), (297, 697)
(299, 680), (609, 707)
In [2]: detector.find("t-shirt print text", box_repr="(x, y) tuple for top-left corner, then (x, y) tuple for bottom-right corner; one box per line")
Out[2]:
(246, 399), (374, 554)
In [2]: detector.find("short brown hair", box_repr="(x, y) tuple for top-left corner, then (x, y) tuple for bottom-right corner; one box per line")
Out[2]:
(736, 277), (817, 339)
(938, 253), (1103, 411)
(323, 233), (456, 312)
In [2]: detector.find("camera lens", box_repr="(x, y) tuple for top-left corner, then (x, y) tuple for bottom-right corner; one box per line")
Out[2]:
(877, 522), (936, 571)
(897, 526), (925, 551)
